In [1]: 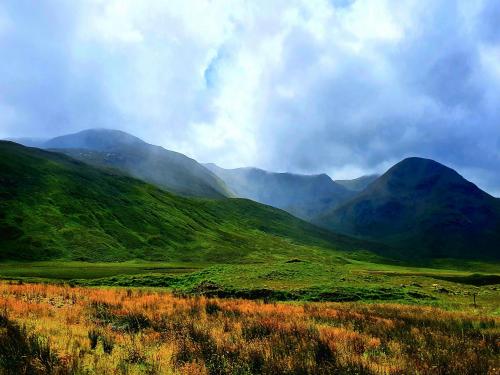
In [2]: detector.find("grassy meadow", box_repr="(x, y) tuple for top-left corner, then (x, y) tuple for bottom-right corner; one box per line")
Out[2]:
(1, 282), (499, 374)
(1, 256), (498, 314)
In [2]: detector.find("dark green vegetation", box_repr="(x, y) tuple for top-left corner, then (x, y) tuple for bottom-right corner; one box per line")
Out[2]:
(0, 141), (372, 262)
(43, 129), (231, 199)
(0, 261), (201, 280)
(315, 157), (500, 260)
(205, 163), (354, 220)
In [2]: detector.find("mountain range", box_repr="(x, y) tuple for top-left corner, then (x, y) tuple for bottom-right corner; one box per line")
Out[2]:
(12, 129), (371, 218)
(205, 164), (355, 220)
(3, 129), (500, 261)
(0, 140), (372, 262)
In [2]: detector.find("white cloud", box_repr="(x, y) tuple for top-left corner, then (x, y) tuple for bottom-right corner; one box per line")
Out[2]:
(0, 0), (499, 194)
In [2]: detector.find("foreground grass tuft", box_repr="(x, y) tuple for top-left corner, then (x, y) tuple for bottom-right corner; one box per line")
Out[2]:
(0, 311), (73, 374)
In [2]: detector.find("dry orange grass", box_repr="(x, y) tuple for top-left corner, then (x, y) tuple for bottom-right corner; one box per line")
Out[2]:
(0, 282), (498, 374)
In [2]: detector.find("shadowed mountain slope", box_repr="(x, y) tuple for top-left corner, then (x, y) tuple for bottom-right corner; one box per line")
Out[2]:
(314, 157), (500, 259)
(335, 174), (379, 192)
(40, 129), (232, 199)
(0, 141), (374, 262)
(205, 164), (355, 220)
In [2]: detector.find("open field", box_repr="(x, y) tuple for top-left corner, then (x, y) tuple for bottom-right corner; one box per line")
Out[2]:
(0, 282), (499, 374)
(1, 258), (499, 315)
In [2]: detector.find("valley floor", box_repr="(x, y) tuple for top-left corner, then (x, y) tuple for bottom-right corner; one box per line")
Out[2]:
(1, 256), (499, 314)
(1, 282), (499, 374)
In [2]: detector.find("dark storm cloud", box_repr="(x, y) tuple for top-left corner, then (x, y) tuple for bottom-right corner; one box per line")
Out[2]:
(0, 0), (499, 195)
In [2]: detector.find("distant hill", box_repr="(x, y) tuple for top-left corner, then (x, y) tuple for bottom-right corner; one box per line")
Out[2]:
(5, 137), (48, 148)
(31, 129), (231, 199)
(314, 157), (500, 259)
(0, 141), (373, 262)
(205, 164), (355, 220)
(335, 174), (379, 192)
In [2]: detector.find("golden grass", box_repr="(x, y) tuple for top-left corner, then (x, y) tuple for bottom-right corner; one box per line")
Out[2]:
(0, 282), (498, 374)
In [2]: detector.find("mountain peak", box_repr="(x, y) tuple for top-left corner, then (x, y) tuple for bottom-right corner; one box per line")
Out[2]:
(389, 157), (456, 175)
(376, 156), (477, 195)
(314, 157), (500, 259)
(394, 157), (454, 172)
(45, 128), (145, 151)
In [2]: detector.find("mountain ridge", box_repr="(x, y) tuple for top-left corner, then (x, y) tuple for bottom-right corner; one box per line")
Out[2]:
(334, 174), (379, 192)
(205, 163), (355, 220)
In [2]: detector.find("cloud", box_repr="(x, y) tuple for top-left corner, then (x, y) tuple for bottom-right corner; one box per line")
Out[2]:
(0, 0), (499, 195)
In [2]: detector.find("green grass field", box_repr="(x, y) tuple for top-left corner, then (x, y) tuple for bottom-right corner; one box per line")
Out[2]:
(1, 255), (498, 315)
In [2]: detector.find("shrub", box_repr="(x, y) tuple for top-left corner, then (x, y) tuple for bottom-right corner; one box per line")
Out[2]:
(88, 328), (114, 354)
(88, 329), (100, 350)
(205, 300), (221, 315)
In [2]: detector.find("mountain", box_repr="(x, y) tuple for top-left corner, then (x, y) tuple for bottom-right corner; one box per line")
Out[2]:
(38, 129), (231, 199)
(314, 157), (500, 259)
(335, 174), (379, 192)
(205, 164), (355, 220)
(0, 141), (372, 262)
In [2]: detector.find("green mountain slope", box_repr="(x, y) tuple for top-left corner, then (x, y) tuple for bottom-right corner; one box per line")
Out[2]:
(0, 141), (370, 262)
(314, 157), (500, 260)
(42, 129), (231, 199)
(205, 164), (354, 220)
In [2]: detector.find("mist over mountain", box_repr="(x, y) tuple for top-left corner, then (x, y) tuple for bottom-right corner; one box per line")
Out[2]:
(45, 129), (144, 150)
(205, 163), (355, 220)
(334, 175), (379, 192)
(24, 129), (232, 199)
(6, 137), (48, 148)
(315, 157), (500, 259)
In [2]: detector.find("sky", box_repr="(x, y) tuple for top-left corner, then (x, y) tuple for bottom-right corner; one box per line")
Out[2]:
(0, 0), (499, 196)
